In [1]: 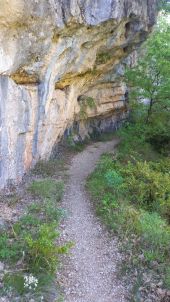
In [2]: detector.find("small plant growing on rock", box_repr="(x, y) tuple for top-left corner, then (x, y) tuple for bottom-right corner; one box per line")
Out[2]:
(79, 96), (96, 120)
(96, 51), (111, 65)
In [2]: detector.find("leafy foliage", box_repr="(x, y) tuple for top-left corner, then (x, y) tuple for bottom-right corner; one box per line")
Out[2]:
(0, 233), (22, 262)
(24, 223), (70, 273)
(125, 18), (170, 155)
(87, 152), (170, 288)
(158, 0), (170, 12)
(118, 160), (170, 213)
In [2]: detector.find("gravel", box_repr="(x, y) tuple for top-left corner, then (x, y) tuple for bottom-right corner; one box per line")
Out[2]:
(58, 140), (128, 302)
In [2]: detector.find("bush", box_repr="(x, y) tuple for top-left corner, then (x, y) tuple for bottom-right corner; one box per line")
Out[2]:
(28, 200), (65, 224)
(137, 211), (170, 251)
(150, 157), (170, 174)
(98, 193), (120, 228)
(0, 233), (22, 262)
(105, 170), (123, 188)
(119, 160), (170, 212)
(117, 122), (162, 162)
(3, 273), (26, 295)
(25, 223), (64, 273)
(97, 154), (115, 172)
(145, 112), (170, 155)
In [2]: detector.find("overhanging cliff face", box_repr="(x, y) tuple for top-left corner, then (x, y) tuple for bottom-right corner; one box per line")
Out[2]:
(0, 0), (157, 188)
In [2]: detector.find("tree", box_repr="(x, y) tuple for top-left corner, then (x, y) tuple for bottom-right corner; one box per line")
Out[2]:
(125, 17), (170, 153)
(158, 0), (170, 12)
(126, 18), (170, 121)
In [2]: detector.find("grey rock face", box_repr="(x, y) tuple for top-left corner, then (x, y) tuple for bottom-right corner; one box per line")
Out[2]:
(0, 0), (158, 188)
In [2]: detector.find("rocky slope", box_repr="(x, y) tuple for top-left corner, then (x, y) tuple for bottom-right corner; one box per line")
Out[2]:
(0, 0), (158, 188)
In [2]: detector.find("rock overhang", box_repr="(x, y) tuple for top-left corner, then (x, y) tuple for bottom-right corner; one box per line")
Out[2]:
(0, 0), (158, 188)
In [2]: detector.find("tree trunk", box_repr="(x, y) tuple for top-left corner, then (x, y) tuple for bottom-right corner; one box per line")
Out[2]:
(146, 98), (153, 123)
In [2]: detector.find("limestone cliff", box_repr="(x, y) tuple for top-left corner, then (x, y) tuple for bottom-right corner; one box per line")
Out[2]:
(0, 0), (158, 188)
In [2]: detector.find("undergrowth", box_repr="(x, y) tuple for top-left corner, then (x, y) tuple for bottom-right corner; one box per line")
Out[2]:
(65, 134), (89, 152)
(87, 124), (170, 300)
(0, 175), (71, 301)
(32, 159), (65, 177)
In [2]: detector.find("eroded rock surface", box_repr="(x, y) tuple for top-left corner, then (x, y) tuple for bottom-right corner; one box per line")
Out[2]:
(0, 0), (157, 188)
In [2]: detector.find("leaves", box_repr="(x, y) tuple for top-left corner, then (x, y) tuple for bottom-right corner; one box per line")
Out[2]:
(125, 17), (170, 123)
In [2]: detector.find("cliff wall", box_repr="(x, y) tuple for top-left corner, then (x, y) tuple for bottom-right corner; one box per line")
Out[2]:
(0, 0), (157, 187)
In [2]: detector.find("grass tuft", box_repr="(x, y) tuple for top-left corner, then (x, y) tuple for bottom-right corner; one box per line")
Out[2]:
(28, 179), (64, 202)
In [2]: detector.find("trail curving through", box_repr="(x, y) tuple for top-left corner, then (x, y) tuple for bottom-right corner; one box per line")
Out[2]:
(58, 139), (127, 302)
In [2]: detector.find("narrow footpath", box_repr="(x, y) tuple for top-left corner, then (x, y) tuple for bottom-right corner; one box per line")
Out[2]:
(58, 140), (128, 302)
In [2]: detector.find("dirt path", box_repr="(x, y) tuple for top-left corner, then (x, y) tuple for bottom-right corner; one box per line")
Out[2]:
(58, 139), (127, 302)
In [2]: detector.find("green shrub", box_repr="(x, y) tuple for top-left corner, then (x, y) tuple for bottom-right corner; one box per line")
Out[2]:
(28, 179), (64, 201)
(13, 214), (42, 238)
(3, 273), (25, 295)
(105, 170), (123, 191)
(137, 211), (170, 249)
(97, 154), (115, 172)
(124, 211), (170, 263)
(87, 147), (170, 289)
(96, 51), (111, 64)
(19, 214), (41, 227)
(99, 193), (119, 217)
(27, 203), (42, 214)
(27, 200), (65, 224)
(117, 122), (162, 162)
(102, 193), (119, 210)
(43, 200), (65, 223)
(24, 223), (61, 273)
(24, 222), (71, 273)
(145, 112), (170, 155)
(97, 193), (123, 231)
(0, 233), (22, 262)
(120, 160), (170, 213)
(150, 157), (170, 174)
(121, 206), (141, 234)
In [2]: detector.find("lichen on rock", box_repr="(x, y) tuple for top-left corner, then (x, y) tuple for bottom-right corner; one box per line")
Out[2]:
(0, 0), (158, 188)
